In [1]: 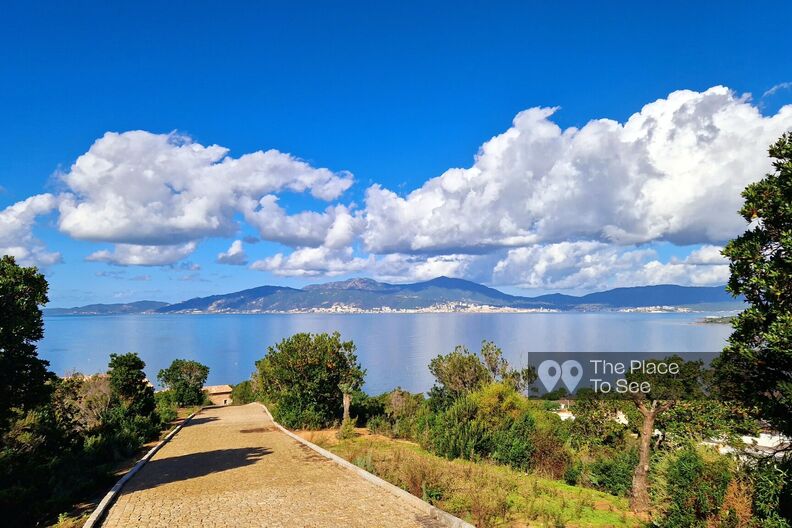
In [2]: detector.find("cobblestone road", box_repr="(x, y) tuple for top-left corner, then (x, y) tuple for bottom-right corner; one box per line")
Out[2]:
(101, 404), (443, 528)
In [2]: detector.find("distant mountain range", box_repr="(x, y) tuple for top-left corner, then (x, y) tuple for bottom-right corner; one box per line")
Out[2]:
(45, 277), (743, 315)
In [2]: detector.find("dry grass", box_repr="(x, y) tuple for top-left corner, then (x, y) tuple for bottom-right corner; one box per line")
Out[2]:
(328, 435), (640, 528)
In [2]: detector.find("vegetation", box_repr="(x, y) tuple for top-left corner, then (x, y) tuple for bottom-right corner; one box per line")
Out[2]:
(322, 434), (638, 528)
(716, 132), (792, 440)
(0, 257), (180, 526)
(253, 332), (365, 428)
(231, 379), (257, 405)
(0, 255), (53, 430)
(271, 332), (783, 527)
(157, 358), (210, 406)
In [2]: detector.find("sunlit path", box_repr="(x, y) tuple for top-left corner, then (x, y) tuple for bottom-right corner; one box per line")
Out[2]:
(101, 404), (444, 528)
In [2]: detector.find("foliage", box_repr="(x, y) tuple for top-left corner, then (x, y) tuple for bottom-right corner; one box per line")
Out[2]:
(336, 417), (358, 440)
(569, 392), (629, 448)
(715, 133), (792, 439)
(254, 332), (365, 428)
(108, 352), (156, 417)
(154, 390), (178, 423)
(0, 255), (53, 431)
(231, 380), (256, 405)
(750, 458), (791, 528)
(428, 341), (536, 404)
(350, 390), (386, 424)
(430, 395), (492, 460)
(652, 445), (734, 528)
(157, 359), (209, 406)
(588, 449), (638, 497)
(331, 436), (639, 528)
(490, 412), (535, 470)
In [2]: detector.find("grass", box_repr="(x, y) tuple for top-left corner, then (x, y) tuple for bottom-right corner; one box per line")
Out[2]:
(301, 430), (639, 528)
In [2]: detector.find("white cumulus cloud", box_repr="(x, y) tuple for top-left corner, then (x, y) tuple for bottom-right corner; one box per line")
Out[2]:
(216, 240), (248, 265)
(250, 246), (371, 277)
(362, 86), (792, 254)
(493, 242), (729, 290)
(57, 130), (353, 246)
(0, 194), (62, 266)
(86, 242), (197, 266)
(239, 196), (362, 249)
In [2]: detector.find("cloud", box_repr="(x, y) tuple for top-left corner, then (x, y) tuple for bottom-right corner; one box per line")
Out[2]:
(492, 242), (729, 290)
(371, 253), (476, 283)
(0, 194), (62, 266)
(57, 130), (353, 246)
(762, 82), (792, 98)
(86, 242), (197, 266)
(239, 196), (362, 249)
(250, 246), (371, 277)
(216, 240), (248, 265)
(362, 87), (792, 254)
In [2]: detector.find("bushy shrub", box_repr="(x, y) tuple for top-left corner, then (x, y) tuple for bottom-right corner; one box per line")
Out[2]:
(350, 390), (386, 423)
(255, 332), (364, 429)
(431, 396), (492, 460)
(750, 458), (791, 528)
(231, 380), (256, 405)
(653, 445), (733, 528)
(588, 448), (637, 497)
(272, 395), (327, 429)
(336, 417), (358, 440)
(366, 414), (394, 437)
(491, 412), (535, 470)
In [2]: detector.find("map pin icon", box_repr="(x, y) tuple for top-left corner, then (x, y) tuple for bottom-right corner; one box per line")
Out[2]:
(538, 360), (561, 393)
(561, 360), (583, 393)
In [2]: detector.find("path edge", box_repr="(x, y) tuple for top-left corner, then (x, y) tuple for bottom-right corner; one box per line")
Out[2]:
(256, 403), (475, 528)
(82, 408), (202, 528)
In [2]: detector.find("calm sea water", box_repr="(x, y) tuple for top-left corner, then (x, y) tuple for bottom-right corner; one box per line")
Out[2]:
(39, 312), (733, 395)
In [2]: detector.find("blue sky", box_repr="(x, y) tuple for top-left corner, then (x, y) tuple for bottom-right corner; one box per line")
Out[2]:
(1, 1), (791, 306)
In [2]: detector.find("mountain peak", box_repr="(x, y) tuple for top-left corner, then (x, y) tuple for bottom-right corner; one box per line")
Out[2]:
(303, 278), (394, 292)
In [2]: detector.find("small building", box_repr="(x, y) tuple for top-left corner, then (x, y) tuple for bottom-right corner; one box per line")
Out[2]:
(203, 384), (233, 406)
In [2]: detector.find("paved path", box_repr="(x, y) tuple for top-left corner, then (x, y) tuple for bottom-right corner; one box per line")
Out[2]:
(101, 404), (444, 528)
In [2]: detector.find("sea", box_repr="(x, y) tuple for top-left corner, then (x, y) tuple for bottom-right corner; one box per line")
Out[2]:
(39, 312), (733, 395)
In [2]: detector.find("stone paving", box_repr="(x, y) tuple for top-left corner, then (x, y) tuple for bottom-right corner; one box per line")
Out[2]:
(101, 404), (444, 528)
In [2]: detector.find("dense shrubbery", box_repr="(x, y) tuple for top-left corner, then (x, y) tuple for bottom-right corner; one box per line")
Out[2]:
(254, 332), (365, 428)
(587, 448), (638, 497)
(157, 359), (209, 406)
(0, 354), (169, 525)
(231, 379), (257, 405)
(0, 257), (187, 526)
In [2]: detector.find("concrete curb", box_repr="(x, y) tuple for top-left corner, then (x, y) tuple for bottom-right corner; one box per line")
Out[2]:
(83, 409), (202, 528)
(256, 403), (475, 528)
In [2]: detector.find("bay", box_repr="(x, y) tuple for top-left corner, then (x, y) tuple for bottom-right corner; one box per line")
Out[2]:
(40, 312), (733, 395)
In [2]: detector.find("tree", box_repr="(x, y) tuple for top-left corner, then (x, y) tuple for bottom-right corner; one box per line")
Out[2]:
(715, 133), (792, 439)
(255, 332), (365, 428)
(157, 359), (210, 406)
(108, 352), (155, 417)
(429, 341), (536, 403)
(623, 356), (708, 514)
(231, 380), (256, 405)
(0, 256), (53, 431)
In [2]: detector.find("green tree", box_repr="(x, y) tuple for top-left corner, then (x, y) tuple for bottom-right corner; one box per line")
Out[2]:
(157, 359), (210, 406)
(255, 332), (365, 428)
(231, 380), (256, 405)
(428, 341), (536, 405)
(715, 133), (792, 440)
(108, 352), (156, 417)
(0, 256), (53, 430)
